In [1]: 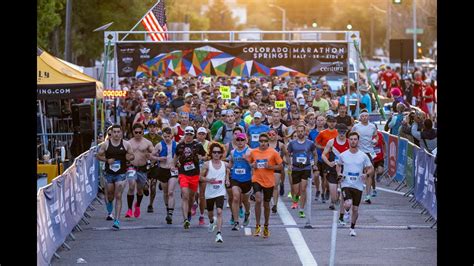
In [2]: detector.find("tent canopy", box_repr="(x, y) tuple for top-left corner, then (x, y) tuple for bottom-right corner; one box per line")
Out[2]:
(37, 47), (103, 99)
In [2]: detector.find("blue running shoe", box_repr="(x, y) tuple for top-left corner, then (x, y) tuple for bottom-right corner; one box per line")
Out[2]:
(112, 219), (120, 230)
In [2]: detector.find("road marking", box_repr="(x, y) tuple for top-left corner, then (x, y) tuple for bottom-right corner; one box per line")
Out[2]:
(376, 187), (413, 196)
(278, 198), (318, 266)
(382, 247), (417, 250)
(329, 211), (338, 266)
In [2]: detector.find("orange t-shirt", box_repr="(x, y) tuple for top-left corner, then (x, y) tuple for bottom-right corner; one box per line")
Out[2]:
(249, 147), (283, 188)
(315, 128), (338, 148)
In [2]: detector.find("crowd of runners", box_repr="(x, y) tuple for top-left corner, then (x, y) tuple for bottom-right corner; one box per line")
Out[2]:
(96, 68), (437, 243)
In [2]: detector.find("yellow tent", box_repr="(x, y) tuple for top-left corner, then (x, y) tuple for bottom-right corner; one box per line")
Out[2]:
(37, 47), (103, 99)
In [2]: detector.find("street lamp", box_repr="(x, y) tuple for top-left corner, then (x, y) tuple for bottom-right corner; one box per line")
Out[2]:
(312, 22), (318, 28)
(269, 4), (286, 40)
(346, 23), (353, 30)
(417, 41), (422, 47)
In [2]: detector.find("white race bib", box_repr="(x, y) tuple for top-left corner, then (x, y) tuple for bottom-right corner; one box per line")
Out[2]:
(347, 172), (359, 181)
(184, 162), (196, 171)
(251, 134), (260, 142)
(235, 168), (246, 175)
(109, 160), (121, 172)
(256, 159), (267, 169)
(296, 154), (307, 164)
(171, 169), (179, 176)
(127, 167), (136, 178)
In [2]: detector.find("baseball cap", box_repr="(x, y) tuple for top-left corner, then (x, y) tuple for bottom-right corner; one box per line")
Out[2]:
(326, 115), (336, 122)
(302, 88), (309, 93)
(184, 126), (195, 135)
(185, 93), (193, 98)
(298, 98), (306, 106)
(158, 91), (166, 97)
(336, 123), (348, 131)
(254, 112), (263, 118)
(165, 80), (173, 87)
(143, 107), (151, 113)
(197, 127), (207, 134)
(236, 133), (247, 140)
(148, 120), (157, 126)
(273, 85), (280, 91)
(230, 86), (237, 93)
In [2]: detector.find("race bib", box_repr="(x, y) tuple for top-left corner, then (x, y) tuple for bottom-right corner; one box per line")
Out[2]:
(296, 154), (307, 164)
(126, 167), (136, 178)
(251, 134), (260, 142)
(184, 162), (196, 171)
(235, 168), (246, 175)
(213, 185), (220, 189)
(109, 160), (121, 172)
(256, 159), (267, 169)
(370, 152), (377, 159)
(347, 172), (359, 181)
(170, 169), (179, 176)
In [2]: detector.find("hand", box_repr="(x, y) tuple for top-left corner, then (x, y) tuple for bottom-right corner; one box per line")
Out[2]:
(225, 179), (230, 187)
(329, 161), (336, 168)
(107, 158), (115, 164)
(252, 162), (258, 169)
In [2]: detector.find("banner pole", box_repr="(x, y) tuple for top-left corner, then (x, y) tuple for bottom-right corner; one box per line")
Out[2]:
(120, 0), (161, 41)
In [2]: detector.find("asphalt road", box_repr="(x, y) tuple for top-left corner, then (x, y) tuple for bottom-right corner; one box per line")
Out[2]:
(52, 175), (436, 265)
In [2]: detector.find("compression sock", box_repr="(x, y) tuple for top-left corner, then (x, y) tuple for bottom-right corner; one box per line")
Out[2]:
(136, 193), (143, 207)
(127, 194), (134, 209)
(351, 223), (355, 229)
(106, 201), (113, 214)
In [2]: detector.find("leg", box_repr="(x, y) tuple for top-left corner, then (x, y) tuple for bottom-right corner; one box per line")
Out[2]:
(188, 190), (196, 219)
(254, 191), (262, 226)
(351, 205), (359, 228)
(216, 207), (223, 232)
(199, 181), (206, 217)
(127, 179), (136, 211)
(263, 200), (271, 226)
(114, 180), (126, 220)
(149, 178), (157, 209)
(168, 178), (178, 210)
(181, 187), (191, 220)
(299, 179), (308, 209)
(273, 173), (281, 208)
(162, 182), (169, 208)
(329, 183), (338, 206)
(231, 186), (242, 224)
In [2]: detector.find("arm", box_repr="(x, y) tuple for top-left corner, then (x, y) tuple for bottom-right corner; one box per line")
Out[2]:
(124, 141), (135, 162)
(214, 126), (223, 141)
(150, 143), (162, 162)
(225, 162), (231, 187)
(200, 161), (209, 182)
(96, 141), (108, 162)
(411, 122), (421, 141)
(286, 142), (292, 170)
(321, 139), (334, 166)
(227, 152), (234, 169)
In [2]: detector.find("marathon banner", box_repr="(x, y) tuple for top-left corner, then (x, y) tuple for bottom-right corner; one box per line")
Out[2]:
(404, 143), (416, 189)
(116, 42), (348, 78)
(414, 147), (426, 205)
(37, 147), (99, 265)
(395, 137), (408, 182)
(421, 154), (437, 220)
(37, 82), (97, 100)
(387, 135), (398, 178)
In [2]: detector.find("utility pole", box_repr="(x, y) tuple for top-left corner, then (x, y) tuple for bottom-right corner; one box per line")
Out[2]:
(64, 0), (72, 61)
(370, 4), (374, 58)
(413, 0), (417, 61)
(387, 0), (392, 53)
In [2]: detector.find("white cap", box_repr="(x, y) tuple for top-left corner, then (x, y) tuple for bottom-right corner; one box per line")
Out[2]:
(197, 127), (207, 134)
(143, 107), (151, 113)
(221, 109), (228, 115)
(184, 126), (195, 135)
(273, 85), (280, 91)
(298, 98), (306, 106)
(230, 86), (236, 93)
(254, 112), (263, 118)
(185, 93), (193, 98)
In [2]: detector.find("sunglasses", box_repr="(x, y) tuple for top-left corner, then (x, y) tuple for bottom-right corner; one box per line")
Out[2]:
(134, 131), (143, 134)
(212, 151), (223, 154)
(207, 110), (213, 112)
(236, 138), (246, 141)
(259, 139), (269, 143)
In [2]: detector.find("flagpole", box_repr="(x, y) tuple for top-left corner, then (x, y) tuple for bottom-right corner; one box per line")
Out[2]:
(120, 0), (161, 41)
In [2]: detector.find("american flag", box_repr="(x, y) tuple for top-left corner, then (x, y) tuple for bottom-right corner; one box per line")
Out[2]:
(141, 0), (168, 41)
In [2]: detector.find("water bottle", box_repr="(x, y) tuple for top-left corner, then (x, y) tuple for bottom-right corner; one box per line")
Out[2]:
(146, 160), (151, 170)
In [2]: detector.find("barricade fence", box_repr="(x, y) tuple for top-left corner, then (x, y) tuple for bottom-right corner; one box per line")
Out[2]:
(380, 131), (437, 222)
(37, 146), (99, 265)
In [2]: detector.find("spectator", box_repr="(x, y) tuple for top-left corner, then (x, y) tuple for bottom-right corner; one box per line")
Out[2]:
(411, 117), (437, 153)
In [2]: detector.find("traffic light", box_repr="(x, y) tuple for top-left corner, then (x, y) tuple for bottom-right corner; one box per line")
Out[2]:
(393, 0), (402, 4)
(417, 47), (423, 57)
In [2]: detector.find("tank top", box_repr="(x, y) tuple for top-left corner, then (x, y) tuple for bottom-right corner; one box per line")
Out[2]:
(158, 140), (176, 169)
(105, 139), (127, 174)
(330, 137), (350, 163)
(205, 161), (227, 199)
(231, 147), (252, 182)
(271, 123), (285, 141)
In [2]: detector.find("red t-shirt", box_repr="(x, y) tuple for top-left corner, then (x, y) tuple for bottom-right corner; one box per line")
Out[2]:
(380, 70), (399, 89)
(423, 86), (434, 103)
(413, 78), (423, 98)
(373, 131), (384, 162)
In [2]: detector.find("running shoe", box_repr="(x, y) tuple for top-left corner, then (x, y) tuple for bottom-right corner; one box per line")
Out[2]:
(343, 210), (351, 223)
(239, 207), (244, 218)
(350, 228), (357, 237)
(216, 232), (223, 243)
(184, 219), (190, 229)
(253, 225), (261, 236)
(372, 190), (377, 197)
(291, 202), (298, 209)
(208, 220), (216, 232)
(166, 214), (172, 224)
(106, 214), (114, 221)
(298, 211), (306, 218)
(263, 225), (270, 238)
(191, 203), (197, 216)
(134, 203), (141, 218)
(226, 201), (230, 208)
(250, 194), (256, 202)
(279, 183), (285, 196)
(364, 195), (372, 204)
(199, 216), (205, 225)
(315, 191), (320, 201)
(337, 219), (346, 227)
(147, 205), (153, 213)
(329, 204), (335, 210)
(288, 192), (292, 199)
(125, 209), (133, 218)
(243, 212), (250, 226)
(112, 219), (120, 230)
(271, 205), (278, 214)
(232, 222), (240, 231)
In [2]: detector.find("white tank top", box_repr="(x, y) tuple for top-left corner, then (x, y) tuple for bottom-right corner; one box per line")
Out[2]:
(205, 160), (226, 199)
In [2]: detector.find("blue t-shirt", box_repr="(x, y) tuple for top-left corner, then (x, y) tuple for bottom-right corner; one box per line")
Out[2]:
(247, 124), (270, 148)
(230, 147), (252, 182)
(287, 139), (316, 171)
(311, 129), (324, 162)
(360, 94), (372, 113)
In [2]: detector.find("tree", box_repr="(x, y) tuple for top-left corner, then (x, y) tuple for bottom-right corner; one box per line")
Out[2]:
(205, 0), (238, 40)
(37, 0), (65, 49)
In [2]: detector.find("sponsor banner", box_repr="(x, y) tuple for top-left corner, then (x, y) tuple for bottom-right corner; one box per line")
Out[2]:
(117, 42), (348, 78)
(381, 132), (389, 170)
(395, 137), (408, 182)
(405, 143), (415, 189)
(387, 135), (398, 178)
(37, 82), (97, 100)
(37, 147), (99, 265)
(414, 147), (426, 203)
(420, 153), (437, 220)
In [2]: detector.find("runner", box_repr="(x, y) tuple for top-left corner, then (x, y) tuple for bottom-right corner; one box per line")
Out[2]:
(149, 127), (178, 224)
(200, 142), (230, 243)
(321, 123), (350, 211)
(247, 112), (270, 148)
(268, 128), (288, 214)
(373, 128), (386, 184)
(125, 123), (155, 219)
(336, 131), (374, 236)
(196, 126), (210, 225)
(310, 114), (326, 201)
(286, 124), (318, 218)
(174, 126), (207, 229)
(96, 125), (135, 230)
(270, 108), (289, 196)
(336, 104), (354, 130)
(315, 115), (339, 203)
(228, 132), (252, 229)
(248, 133), (283, 238)
(351, 110), (378, 204)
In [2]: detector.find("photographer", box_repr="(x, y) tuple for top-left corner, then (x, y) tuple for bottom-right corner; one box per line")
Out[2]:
(411, 116), (437, 154)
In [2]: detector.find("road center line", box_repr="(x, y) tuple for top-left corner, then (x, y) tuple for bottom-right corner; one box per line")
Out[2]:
(278, 198), (318, 266)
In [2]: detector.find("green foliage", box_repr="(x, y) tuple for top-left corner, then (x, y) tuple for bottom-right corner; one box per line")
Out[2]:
(205, 0), (238, 40)
(37, 0), (65, 49)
